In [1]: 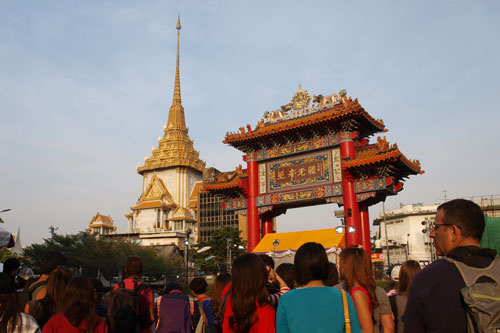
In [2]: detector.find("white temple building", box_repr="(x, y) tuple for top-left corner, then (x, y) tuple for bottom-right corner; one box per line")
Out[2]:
(122, 17), (204, 251)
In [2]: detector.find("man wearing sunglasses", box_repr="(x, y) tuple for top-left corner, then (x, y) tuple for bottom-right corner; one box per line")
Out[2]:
(403, 199), (499, 333)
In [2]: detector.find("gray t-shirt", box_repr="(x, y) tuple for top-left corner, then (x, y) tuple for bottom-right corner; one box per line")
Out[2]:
(374, 286), (392, 333)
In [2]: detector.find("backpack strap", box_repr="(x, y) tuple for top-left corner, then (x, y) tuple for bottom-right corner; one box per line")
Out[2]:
(198, 300), (208, 327)
(217, 290), (231, 321)
(441, 255), (500, 286)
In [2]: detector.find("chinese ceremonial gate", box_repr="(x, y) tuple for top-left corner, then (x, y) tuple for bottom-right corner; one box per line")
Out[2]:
(205, 86), (423, 253)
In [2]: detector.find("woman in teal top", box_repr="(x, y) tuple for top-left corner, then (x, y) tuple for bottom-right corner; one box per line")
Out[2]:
(276, 242), (361, 333)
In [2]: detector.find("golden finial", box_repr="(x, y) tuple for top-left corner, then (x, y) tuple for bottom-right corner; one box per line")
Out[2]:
(158, 136), (161, 141)
(152, 147), (155, 152)
(144, 156), (147, 161)
(166, 15), (187, 130)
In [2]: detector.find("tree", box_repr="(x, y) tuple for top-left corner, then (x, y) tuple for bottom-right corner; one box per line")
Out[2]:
(191, 226), (246, 274)
(21, 232), (182, 281)
(0, 248), (19, 263)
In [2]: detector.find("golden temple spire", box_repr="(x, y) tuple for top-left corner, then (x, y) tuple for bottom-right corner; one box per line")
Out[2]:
(138, 16), (205, 175)
(167, 15), (187, 130)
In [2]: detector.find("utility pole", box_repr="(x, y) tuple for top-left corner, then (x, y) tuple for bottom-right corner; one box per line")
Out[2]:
(227, 239), (233, 273)
(382, 202), (391, 269)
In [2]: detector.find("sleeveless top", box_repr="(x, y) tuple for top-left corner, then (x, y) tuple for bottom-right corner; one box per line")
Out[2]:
(351, 286), (373, 314)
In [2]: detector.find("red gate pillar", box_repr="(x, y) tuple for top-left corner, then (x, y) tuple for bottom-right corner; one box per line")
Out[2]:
(262, 216), (273, 237)
(339, 132), (361, 247)
(245, 154), (260, 252)
(359, 203), (371, 256)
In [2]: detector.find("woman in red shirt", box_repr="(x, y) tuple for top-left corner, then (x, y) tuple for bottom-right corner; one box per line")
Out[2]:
(339, 248), (379, 333)
(43, 277), (108, 333)
(222, 254), (275, 333)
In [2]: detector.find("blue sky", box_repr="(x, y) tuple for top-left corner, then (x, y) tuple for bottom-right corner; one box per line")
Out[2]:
(1, 1), (499, 246)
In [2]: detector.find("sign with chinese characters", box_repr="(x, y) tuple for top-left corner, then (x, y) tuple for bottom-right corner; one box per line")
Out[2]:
(259, 164), (266, 194)
(332, 148), (341, 182)
(266, 152), (331, 193)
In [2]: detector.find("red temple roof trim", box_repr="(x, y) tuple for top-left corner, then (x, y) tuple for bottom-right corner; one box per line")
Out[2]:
(223, 97), (386, 145)
(344, 146), (423, 174)
(203, 166), (248, 191)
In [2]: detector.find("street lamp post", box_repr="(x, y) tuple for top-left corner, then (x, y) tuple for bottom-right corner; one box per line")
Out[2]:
(0, 209), (11, 224)
(335, 224), (356, 249)
(382, 202), (391, 269)
(184, 228), (192, 285)
(272, 239), (280, 264)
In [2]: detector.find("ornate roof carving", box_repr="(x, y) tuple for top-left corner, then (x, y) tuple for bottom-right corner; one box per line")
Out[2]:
(344, 137), (423, 175)
(138, 17), (205, 174)
(223, 88), (386, 151)
(131, 173), (176, 210)
(203, 165), (247, 191)
(169, 206), (196, 222)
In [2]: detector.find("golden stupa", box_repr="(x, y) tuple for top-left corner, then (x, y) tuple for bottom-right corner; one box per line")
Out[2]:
(138, 16), (205, 175)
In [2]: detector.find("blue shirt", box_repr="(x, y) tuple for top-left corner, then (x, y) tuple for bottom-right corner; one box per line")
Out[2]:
(199, 297), (215, 328)
(276, 286), (361, 333)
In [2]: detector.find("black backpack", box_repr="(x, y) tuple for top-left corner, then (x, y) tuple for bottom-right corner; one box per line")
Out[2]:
(108, 280), (152, 333)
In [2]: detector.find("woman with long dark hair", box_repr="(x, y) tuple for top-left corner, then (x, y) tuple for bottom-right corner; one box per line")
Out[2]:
(339, 247), (379, 333)
(390, 260), (421, 333)
(222, 253), (275, 333)
(25, 266), (72, 328)
(0, 272), (40, 333)
(276, 242), (361, 333)
(42, 276), (108, 333)
(211, 273), (231, 317)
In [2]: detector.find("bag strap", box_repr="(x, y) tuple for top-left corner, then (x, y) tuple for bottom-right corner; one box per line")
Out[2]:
(341, 289), (351, 333)
(217, 290), (231, 320)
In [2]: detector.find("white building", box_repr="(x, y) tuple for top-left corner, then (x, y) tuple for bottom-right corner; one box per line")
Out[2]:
(121, 17), (204, 251)
(373, 196), (500, 269)
(373, 203), (438, 268)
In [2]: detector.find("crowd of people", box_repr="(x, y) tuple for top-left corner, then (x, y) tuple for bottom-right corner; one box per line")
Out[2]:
(0, 198), (498, 333)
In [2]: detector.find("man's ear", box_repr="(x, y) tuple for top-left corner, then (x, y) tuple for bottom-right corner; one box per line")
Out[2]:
(450, 224), (462, 242)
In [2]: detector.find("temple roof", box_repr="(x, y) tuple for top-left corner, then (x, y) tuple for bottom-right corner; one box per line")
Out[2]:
(87, 212), (116, 231)
(344, 136), (423, 179)
(188, 181), (203, 209)
(130, 200), (175, 210)
(138, 17), (205, 174)
(223, 88), (386, 153)
(169, 206), (196, 222)
(203, 165), (248, 197)
(131, 173), (176, 210)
